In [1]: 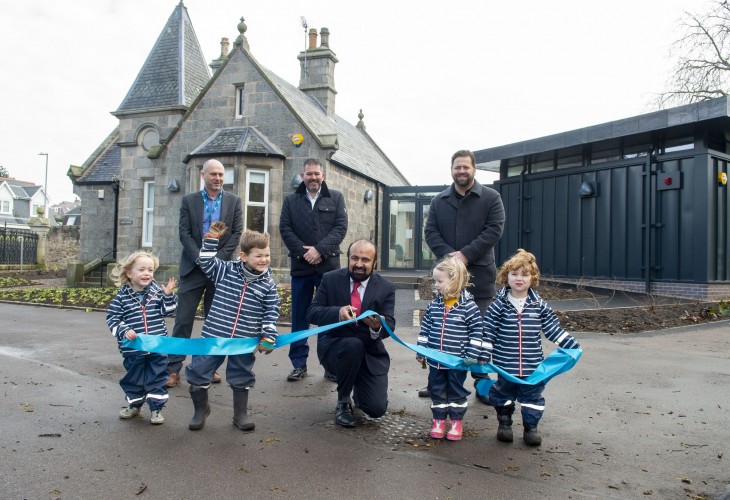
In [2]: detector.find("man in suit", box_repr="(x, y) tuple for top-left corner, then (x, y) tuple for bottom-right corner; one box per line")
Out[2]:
(166, 159), (243, 388)
(307, 240), (396, 428)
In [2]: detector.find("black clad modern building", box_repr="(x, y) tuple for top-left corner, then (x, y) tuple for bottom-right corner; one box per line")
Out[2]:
(474, 97), (730, 299)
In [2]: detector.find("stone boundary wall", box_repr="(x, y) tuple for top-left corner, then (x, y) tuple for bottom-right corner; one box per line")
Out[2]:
(46, 226), (80, 271)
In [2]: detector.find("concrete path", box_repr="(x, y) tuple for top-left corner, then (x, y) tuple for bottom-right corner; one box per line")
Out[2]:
(1, 303), (728, 499)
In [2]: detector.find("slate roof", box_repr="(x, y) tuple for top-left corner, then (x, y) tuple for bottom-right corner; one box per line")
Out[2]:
(116, 2), (210, 113)
(0, 178), (39, 199)
(76, 128), (121, 184)
(187, 127), (286, 160)
(261, 67), (409, 186)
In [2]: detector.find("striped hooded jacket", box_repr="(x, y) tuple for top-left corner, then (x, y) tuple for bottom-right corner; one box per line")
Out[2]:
(417, 289), (487, 368)
(198, 236), (279, 342)
(483, 286), (580, 377)
(106, 281), (178, 357)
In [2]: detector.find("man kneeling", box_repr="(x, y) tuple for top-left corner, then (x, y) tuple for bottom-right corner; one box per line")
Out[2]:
(307, 240), (396, 428)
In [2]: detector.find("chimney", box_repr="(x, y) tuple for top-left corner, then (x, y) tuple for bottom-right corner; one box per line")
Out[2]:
(298, 27), (338, 115)
(209, 37), (230, 73)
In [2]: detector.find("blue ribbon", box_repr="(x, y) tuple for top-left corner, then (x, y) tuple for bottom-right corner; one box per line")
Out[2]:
(125, 310), (581, 386)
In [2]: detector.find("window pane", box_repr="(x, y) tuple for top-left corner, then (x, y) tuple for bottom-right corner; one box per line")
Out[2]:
(146, 183), (154, 206)
(248, 171), (266, 203)
(531, 152), (554, 173)
(557, 145), (583, 169)
(246, 206), (265, 233)
(591, 139), (620, 164)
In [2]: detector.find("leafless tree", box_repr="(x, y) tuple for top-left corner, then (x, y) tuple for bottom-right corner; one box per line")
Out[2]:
(657, 1), (730, 108)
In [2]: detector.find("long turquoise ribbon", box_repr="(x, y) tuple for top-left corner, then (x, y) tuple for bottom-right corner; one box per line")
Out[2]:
(125, 310), (581, 386)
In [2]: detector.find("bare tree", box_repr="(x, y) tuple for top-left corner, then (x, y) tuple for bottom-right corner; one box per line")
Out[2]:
(657, 1), (730, 108)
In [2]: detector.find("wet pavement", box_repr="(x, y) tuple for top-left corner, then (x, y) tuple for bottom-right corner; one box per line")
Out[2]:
(1, 301), (729, 499)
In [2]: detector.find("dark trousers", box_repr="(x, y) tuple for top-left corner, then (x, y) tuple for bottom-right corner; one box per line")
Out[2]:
(488, 376), (546, 426)
(185, 353), (256, 391)
(120, 353), (168, 411)
(321, 337), (388, 418)
(168, 268), (215, 374)
(428, 367), (469, 420)
(288, 274), (322, 370)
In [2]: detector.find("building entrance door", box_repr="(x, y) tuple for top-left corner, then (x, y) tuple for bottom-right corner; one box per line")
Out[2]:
(383, 186), (445, 270)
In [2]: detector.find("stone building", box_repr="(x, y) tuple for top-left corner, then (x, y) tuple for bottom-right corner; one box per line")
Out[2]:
(68, 3), (408, 283)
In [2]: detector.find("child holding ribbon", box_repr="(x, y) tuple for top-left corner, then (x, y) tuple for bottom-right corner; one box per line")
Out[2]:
(483, 249), (581, 446)
(185, 222), (280, 432)
(106, 251), (178, 424)
(416, 256), (487, 441)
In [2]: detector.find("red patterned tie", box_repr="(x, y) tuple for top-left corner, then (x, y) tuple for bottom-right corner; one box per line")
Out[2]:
(350, 281), (362, 316)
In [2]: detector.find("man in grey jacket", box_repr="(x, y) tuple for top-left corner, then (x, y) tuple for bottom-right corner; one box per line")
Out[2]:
(422, 149), (505, 400)
(166, 159), (243, 388)
(280, 159), (348, 382)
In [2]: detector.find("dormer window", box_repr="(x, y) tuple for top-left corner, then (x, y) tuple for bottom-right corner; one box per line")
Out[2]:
(235, 84), (245, 118)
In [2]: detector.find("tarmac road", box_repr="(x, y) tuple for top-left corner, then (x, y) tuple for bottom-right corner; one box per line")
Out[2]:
(1, 302), (729, 499)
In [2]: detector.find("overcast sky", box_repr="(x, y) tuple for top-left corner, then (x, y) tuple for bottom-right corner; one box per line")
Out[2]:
(0, 0), (696, 203)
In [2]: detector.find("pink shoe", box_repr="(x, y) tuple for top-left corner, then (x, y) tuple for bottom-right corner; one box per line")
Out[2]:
(430, 419), (446, 439)
(446, 420), (463, 441)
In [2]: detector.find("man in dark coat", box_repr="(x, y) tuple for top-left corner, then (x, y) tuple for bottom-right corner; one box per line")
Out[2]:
(422, 149), (505, 400)
(166, 159), (243, 388)
(280, 159), (348, 382)
(307, 240), (396, 428)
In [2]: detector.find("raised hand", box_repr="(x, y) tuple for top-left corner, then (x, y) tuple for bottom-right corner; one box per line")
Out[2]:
(205, 221), (228, 239)
(161, 277), (177, 295)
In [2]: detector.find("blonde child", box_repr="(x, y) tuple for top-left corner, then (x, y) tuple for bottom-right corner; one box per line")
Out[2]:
(483, 249), (581, 446)
(185, 223), (280, 432)
(106, 251), (177, 424)
(416, 257), (487, 441)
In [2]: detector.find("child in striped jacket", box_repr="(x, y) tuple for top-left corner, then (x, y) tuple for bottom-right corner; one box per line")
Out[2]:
(106, 251), (177, 425)
(185, 222), (280, 433)
(417, 257), (487, 441)
(483, 249), (581, 446)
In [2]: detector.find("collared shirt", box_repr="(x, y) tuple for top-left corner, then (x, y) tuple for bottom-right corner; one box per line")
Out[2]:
(350, 276), (381, 336)
(201, 189), (223, 235)
(306, 189), (321, 208)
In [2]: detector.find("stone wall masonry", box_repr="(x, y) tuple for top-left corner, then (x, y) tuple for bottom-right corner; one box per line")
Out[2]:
(46, 226), (80, 271)
(78, 186), (115, 262)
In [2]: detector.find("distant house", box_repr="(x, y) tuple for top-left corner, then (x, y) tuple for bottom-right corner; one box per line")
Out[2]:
(474, 97), (730, 299)
(63, 206), (81, 226)
(0, 177), (49, 228)
(68, 3), (408, 282)
(50, 200), (80, 220)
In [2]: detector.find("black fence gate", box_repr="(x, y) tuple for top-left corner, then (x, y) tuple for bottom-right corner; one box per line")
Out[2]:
(0, 227), (38, 265)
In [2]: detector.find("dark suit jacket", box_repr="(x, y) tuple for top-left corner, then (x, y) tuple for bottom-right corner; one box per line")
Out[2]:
(178, 190), (243, 278)
(307, 268), (396, 376)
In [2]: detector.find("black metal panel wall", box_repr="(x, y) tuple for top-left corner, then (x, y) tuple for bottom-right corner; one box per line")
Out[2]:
(0, 227), (38, 265)
(494, 152), (724, 284)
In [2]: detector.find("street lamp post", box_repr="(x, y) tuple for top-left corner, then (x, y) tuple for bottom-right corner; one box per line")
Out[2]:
(38, 152), (48, 218)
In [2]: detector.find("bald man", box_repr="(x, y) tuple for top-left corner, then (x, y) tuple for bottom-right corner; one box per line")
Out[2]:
(166, 159), (243, 387)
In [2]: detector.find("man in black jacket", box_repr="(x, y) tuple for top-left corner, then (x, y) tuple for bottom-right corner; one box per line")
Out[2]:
(166, 159), (243, 388)
(280, 159), (348, 381)
(422, 149), (505, 400)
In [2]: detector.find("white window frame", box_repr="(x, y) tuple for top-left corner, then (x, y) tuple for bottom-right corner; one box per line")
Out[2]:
(142, 181), (154, 247)
(245, 169), (269, 233)
(235, 84), (245, 118)
(0, 199), (10, 214)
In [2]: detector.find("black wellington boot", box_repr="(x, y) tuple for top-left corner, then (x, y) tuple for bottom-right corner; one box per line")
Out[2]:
(188, 387), (210, 431)
(232, 389), (255, 432)
(495, 406), (514, 442)
(523, 423), (542, 446)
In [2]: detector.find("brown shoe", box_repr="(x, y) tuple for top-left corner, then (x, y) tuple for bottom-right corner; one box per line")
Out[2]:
(212, 371), (222, 384)
(165, 372), (180, 388)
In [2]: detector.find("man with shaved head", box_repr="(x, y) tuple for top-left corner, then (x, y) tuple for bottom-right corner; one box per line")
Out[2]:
(166, 159), (243, 388)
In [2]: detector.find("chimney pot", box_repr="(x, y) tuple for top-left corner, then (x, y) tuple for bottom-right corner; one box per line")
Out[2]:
(308, 28), (318, 50)
(219, 37), (230, 58)
(320, 27), (330, 47)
